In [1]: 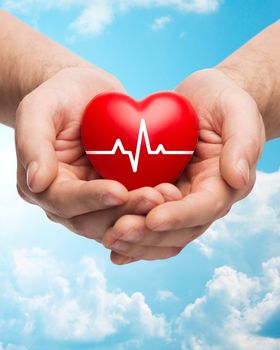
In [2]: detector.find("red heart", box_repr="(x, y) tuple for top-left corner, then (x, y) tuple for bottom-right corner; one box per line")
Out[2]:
(81, 91), (198, 190)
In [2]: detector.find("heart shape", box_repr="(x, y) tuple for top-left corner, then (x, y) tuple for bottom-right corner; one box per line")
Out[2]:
(81, 91), (198, 190)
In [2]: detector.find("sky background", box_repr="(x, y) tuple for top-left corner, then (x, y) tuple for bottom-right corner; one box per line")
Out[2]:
(0, 0), (280, 349)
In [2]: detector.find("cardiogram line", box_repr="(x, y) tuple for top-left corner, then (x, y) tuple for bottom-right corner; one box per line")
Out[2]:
(86, 118), (194, 173)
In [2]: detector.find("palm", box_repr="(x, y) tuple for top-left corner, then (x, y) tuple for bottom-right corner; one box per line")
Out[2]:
(76, 68), (265, 264)
(15, 66), (129, 221)
(175, 68), (261, 204)
(54, 113), (99, 184)
(44, 67), (124, 185)
(175, 116), (223, 200)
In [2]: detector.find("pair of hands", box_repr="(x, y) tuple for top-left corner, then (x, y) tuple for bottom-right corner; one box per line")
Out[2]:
(15, 66), (265, 265)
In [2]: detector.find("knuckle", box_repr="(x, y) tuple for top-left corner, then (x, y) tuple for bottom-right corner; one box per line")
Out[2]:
(138, 187), (155, 201)
(113, 224), (125, 240)
(113, 217), (131, 239)
(215, 199), (231, 219)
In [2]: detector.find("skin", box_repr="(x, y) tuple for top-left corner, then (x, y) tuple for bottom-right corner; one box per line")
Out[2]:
(0, 11), (180, 244)
(0, 11), (279, 265)
(103, 69), (265, 263)
(103, 21), (280, 265)
(16, 67), (178, 242)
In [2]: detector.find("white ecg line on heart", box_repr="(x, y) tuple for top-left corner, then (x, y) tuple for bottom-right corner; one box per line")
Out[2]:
(86, 118), (194, 173)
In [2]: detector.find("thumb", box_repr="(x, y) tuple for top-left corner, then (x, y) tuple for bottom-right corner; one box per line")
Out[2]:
(220, 94), (264, 190)
(15, 98), (58, 193)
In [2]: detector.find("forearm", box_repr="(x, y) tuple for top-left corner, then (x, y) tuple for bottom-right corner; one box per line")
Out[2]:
(217, 20), (280, 140)
(0, 10), (91, 128)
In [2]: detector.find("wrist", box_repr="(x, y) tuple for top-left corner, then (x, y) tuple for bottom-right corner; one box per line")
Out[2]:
(217, 56), (273, 116)
(0, 10), (94, 128)
(19, 54), (93, 109)
(6, 59), (92, 129)
(216, 52), (277, 141)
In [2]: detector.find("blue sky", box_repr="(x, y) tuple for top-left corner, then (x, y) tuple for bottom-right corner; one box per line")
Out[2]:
(0, 0), (280, 349)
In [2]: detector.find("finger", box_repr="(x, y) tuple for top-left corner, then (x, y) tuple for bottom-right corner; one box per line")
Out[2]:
(15, 94), (60, 193)
(35, 178), (129, 218)
(103, 215), (208, 248)
(146, 178), (234, 231)
(219, 91), (265, 189)
(110, 244), (181, 264)
(46, 186), (164, 239)
(154, 183), (183, 201)
(109, 254), (137, 265)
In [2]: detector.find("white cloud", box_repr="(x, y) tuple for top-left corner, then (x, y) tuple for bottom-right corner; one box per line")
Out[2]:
(151, 16), (171, 31)
(0, 127), (280, 350)
(71, 2), (114, 36)
(0, 248), (169, 346)
(2, 252), (280, 349)
(156, 290), (178, 301)
(2, 0), (222, 36)
(177, 258), (280, 350)
(0, 139), (171, 346)
(193, 239), (214, 257)
(228, 170), (280, 234)
(195, 170), (280, 257)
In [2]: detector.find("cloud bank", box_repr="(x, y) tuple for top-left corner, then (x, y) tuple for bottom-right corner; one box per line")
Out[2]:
(1, 248), (279, 349)
(194, 170), (280, 258)
(0, 133), (279, 349)
(0, 248), (169, 348)
(178, 258), (280, 350)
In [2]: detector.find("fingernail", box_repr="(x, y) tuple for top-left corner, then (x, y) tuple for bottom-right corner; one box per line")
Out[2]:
(103, 194), (124, 206)
(27, 161), (39, 191)
(237, 159), (250, 185)
(111, 240), (130, 252)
